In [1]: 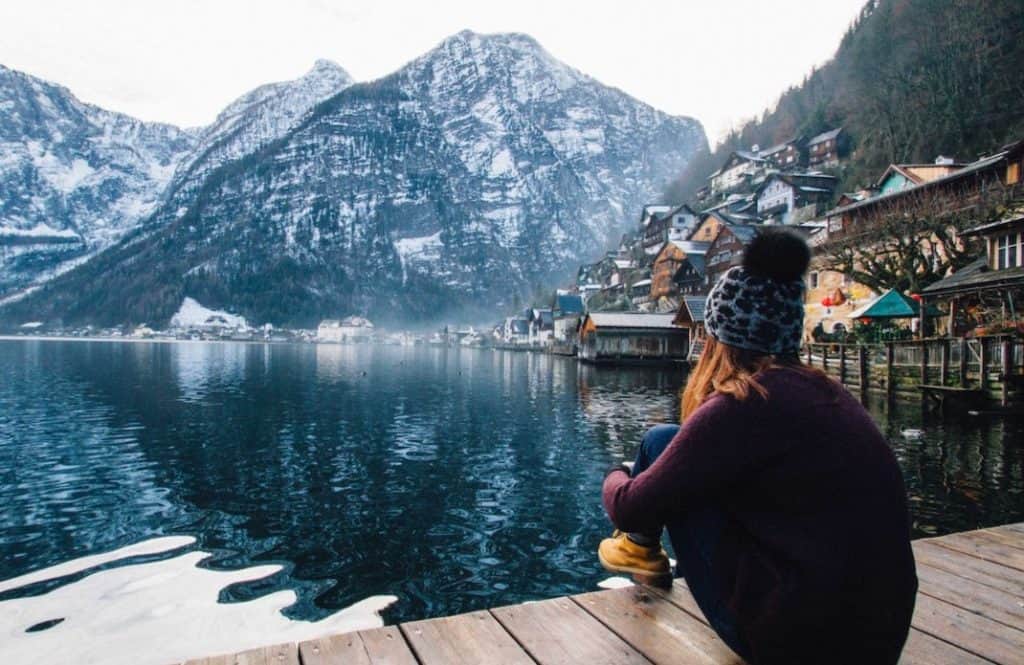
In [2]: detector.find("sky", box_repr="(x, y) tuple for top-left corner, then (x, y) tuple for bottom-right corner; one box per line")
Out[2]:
(0, 0), (867, 145)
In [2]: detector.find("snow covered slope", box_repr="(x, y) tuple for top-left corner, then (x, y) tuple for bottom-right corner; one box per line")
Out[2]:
(5, 31), (706, 327)
(0, 64), (196, 295)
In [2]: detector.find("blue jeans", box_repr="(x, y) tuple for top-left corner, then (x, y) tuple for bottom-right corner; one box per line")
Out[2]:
(633, 424), (752, 661)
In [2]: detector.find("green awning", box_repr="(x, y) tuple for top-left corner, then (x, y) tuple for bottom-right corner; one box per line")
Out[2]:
(848, 289), (942, 319)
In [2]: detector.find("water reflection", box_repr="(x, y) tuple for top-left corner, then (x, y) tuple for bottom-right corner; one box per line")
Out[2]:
(0, 339), (1021, 641)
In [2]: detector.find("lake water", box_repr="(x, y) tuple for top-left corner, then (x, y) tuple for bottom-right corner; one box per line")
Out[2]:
(1, 339), (1022, 662)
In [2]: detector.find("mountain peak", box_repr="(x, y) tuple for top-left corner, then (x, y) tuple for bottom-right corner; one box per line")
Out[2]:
(307, 58), (353, 84)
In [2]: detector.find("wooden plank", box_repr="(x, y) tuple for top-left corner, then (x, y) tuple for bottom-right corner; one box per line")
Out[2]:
(911, 593), (1024, 664)
(572, 586), (743, 665)
(491, 596), (650, 665)
(931, 531), (1024, 571)
(400, 610), (533, 664)
(646, 578), (707, 626)
(995, 523), (1024, 537)
(978, 526), (1024, 552)
(184, 643), (298, 665)
(898, 627), (992, 664)
(299, 626), (418, 665)
(913, 541), (1024, 597)
(917, 562), (1024, 631)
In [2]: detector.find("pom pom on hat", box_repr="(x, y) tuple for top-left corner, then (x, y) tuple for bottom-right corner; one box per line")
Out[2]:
(742, 227), (811, 282)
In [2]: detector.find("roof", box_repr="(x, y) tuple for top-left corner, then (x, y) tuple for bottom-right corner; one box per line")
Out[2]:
(585, 313), (679, 330)
(682, 296), (705, 323)
(670, 240), (711, 255)
(555, 293), (585, 315)
(960, 213), (1024, 238)
(540, 310), (554, 326)
(510, 319), (530, 334)
(808, 128), (842, 145)
(848, 289), (938, 319)
(826, 143), (1021, 218)
(631, 278), (652, 287)
(922, 259), (1024, 296)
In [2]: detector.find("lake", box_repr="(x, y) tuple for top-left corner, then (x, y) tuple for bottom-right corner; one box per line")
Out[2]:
(1, 339), (1022, 662)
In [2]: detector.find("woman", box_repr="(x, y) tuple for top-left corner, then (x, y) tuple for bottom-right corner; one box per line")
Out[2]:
(599, 229), (917, 664)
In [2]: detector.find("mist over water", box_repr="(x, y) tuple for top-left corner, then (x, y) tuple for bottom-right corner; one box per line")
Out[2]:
(0, 339), (1021, 662)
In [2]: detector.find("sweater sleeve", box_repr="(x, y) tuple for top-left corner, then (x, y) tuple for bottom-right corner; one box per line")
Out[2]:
(602, 394), (767, 533)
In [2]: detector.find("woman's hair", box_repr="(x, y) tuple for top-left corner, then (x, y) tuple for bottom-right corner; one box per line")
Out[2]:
(680, 337), (830, 420)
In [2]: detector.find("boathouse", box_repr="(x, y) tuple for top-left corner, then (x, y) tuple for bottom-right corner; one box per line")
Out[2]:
(673, 295), (707, 361)
(578, 313), (688, 363)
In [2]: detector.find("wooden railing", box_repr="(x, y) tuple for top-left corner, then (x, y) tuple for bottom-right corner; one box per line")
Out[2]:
(803, 334), (1023, 405)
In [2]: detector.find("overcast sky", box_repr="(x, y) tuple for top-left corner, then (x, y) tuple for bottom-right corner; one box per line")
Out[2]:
(0, 0), (866, 144)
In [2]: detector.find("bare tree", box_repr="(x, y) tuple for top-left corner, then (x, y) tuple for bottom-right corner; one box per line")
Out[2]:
(820, 179), (1023, 294)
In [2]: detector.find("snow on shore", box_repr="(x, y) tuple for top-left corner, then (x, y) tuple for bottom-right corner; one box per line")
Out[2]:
(0, 536), (396, 665)
(169, 297), (247, 329)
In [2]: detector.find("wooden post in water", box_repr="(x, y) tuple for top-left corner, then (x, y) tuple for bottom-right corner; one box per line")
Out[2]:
(886, 342), (895, 398)
(806, 344), (812, 365)
(940, 340), (950, 386)
(839, 344), (847, 385)
(858, 345), (868, 393)
(1001, 337), (1011, 406)
(980, 337), (990, 391)
(959, 338), (969, 387)
(822, 345), (829, 372)
(920, 341), (929, 386)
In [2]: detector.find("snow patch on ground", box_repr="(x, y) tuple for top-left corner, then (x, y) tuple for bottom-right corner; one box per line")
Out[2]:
(169, 297), (247, 329)
(0, 223), (79, 240)
(0, 536), (396, 665)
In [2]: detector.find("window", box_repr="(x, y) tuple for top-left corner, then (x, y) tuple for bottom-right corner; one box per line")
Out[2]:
(997, 233), (1020, 269)
(1009, 162), (1021, 185)
(842, 273), (851, 286)
(809, 272), (819, 289)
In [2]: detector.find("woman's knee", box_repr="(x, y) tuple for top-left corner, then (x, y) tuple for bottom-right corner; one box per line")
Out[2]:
(641, 424), (681, 460)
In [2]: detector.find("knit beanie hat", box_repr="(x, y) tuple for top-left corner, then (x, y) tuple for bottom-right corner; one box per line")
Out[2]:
(703, 228), (810, 356)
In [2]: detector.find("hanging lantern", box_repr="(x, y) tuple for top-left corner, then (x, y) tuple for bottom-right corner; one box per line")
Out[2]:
(859, 317), (871, 325)
(910, 293), (922, 302)
(821, 296), (833, 308)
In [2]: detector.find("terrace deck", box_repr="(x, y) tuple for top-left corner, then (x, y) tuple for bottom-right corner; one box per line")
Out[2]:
(179, 523), (1024, 664)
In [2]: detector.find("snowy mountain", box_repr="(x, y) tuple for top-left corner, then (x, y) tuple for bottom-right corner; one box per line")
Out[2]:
(0, 64), (196, 296)
(162, 59), (353, 213)
(4, 31), (706, 327)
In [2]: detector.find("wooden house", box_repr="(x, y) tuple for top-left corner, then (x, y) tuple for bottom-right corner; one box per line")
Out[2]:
(578, 313), (689, 364)
(673, 296), (708, 361)
(759, 139), (803, 169)
(922, 214), (1024, 336)
(807, 128), (844, 168)
(755, 172), (837, 224)
(651, 240), (711, 300)
(704, 222), (760, 287)
(672, 253), (707, 297)
(709, 150), (769, 195)
(640, 203), (699, 257)
(552, 293), (585, 342)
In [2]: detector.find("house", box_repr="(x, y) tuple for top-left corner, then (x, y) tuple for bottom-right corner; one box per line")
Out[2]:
(807, 128), (844, 168)
(578, 313), (689, 363)
(709, 150), (769, 195)
(502, 317), (531, 345)
(672, 253), (707, 297)
(651, 240), (711, 300)
(759, 139), (803, 169)
(629, 278), (652, 308)
(317, 316), (374, 343)
(552, 292), (585, 342)
(755, 172), (837, 224)
(704, 222), (761, 288)
(823, 140), (1024, 240)
(922, 213), (1024, 336)
(672, 296), (708, 361)
(528, 309), (554, 346)
(639, 203), (699, 256)
(688, 213), (725, 244)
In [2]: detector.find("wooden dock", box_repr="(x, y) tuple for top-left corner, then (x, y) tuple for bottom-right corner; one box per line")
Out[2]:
(179, 523), (1024, 665)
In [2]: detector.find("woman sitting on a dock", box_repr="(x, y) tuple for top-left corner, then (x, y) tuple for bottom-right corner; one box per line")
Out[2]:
(600, 229), (918, 664)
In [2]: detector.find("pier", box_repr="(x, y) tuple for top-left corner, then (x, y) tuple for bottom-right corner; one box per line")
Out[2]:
(179, 522), (1024, 664)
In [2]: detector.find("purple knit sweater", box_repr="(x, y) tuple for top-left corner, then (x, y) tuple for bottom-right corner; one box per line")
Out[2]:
(603, 368), (917, 663)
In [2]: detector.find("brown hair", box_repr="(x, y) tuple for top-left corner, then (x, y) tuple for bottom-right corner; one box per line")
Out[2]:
(681, 337), (830, 420)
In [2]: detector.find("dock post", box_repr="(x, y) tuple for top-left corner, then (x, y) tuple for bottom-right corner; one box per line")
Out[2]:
(1001, 337), (1011, 406)
(822, 345), (829, 372)
(920, 341), (929, 387)
(839, 344), (847, 385)
(940, 340), (950, 386)
(980, 337), (990, 391)
(806, 344), (812, 365)
(959, 338), (968, 387)
(886, 342), (895, 399)
(858, 345), (868, 393)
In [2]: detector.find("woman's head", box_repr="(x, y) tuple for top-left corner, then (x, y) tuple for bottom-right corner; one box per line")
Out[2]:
(681, 227), (812, 419)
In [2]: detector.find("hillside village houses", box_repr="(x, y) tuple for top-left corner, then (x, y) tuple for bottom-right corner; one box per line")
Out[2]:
(494, 129), (1023, 361)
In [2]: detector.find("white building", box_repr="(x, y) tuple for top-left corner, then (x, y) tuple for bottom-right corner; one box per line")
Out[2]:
(317, 316), (375, 343)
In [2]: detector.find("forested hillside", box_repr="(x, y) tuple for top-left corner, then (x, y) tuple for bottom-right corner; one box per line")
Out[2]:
(666, 0), (1024, 201)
